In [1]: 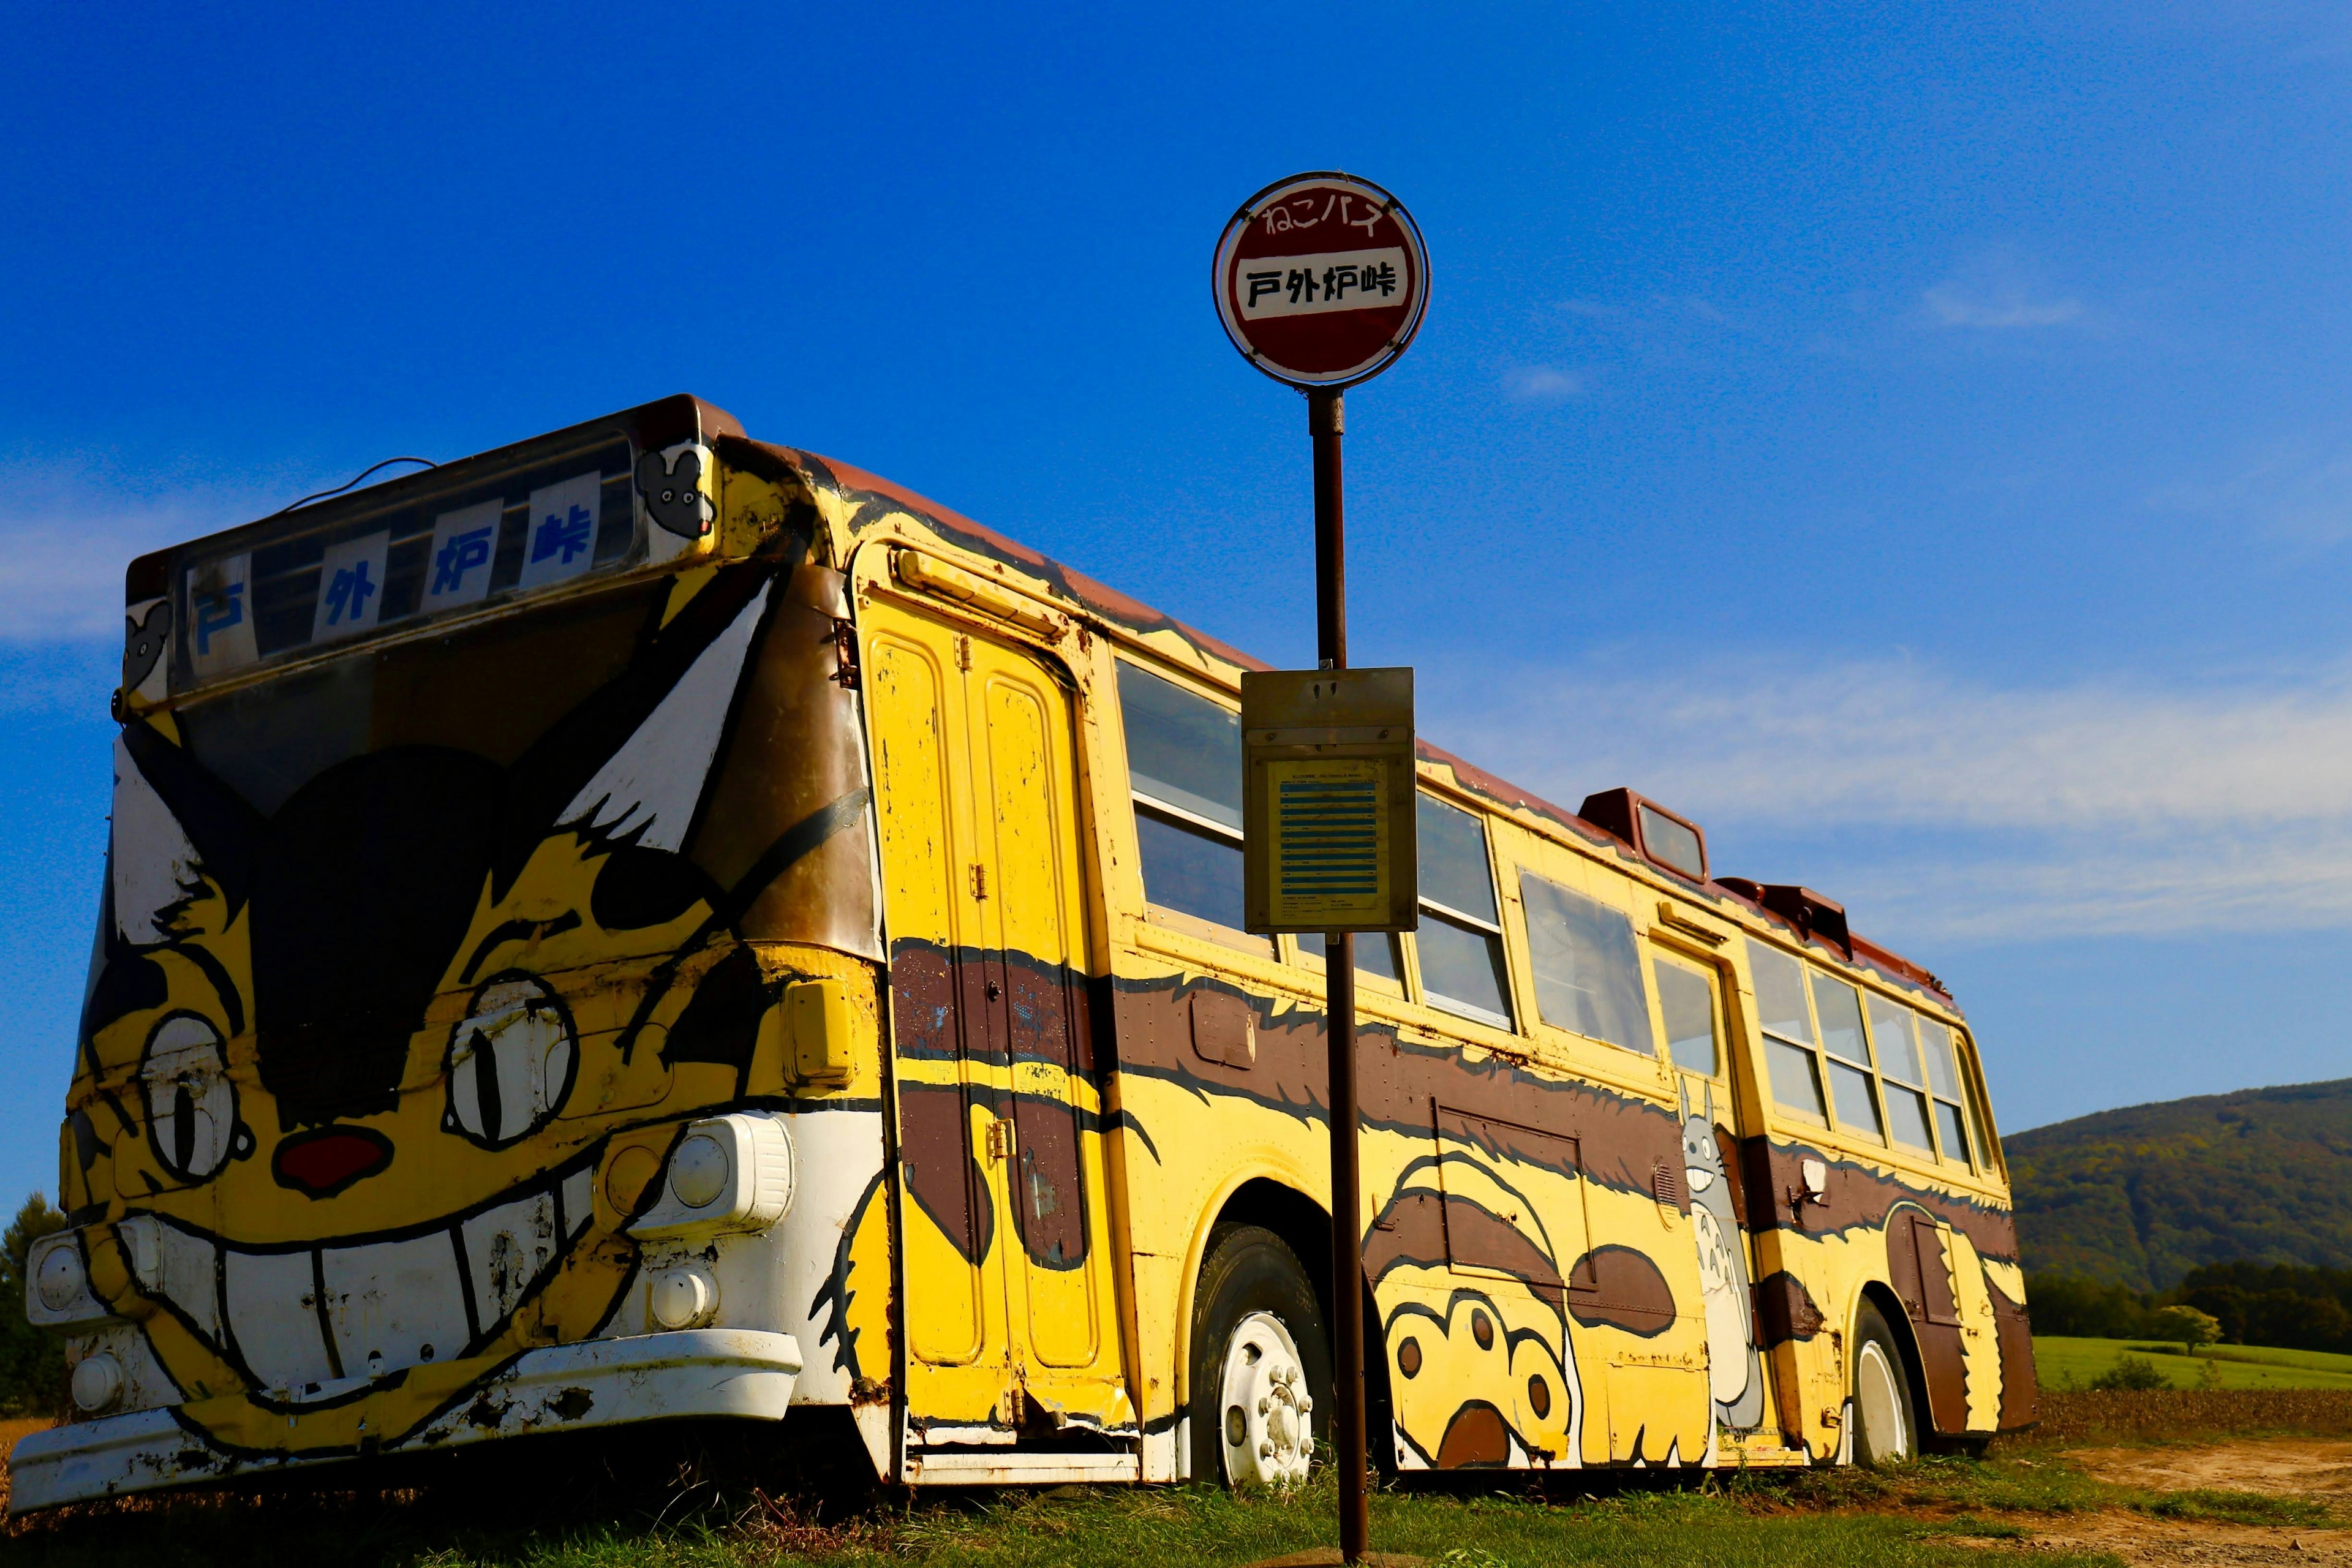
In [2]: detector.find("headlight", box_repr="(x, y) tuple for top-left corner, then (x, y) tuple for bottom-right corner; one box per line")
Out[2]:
(23, 1231), (110, 1328)
(69, 1353), (123, 1413)
(36, 1242), (86, 1313)
(628, 1113), (794, 1239)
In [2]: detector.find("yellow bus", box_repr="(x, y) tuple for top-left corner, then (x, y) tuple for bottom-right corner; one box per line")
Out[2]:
(15, 395), (2034, 1509)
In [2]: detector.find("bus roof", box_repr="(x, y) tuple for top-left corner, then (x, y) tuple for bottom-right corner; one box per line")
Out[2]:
(745, 435), (1956, 1013)
(119, 394), (1955, 1012)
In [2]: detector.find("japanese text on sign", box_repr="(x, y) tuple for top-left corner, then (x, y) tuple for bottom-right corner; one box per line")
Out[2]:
(1236, 248), (1408, 320)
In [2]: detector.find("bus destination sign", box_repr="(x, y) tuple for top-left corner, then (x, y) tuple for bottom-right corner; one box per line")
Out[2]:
(1213, 172), (1430, 389)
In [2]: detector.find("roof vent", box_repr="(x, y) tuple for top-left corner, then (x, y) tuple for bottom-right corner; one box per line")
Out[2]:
(1716, 880), (1850, 957)
(1577, 788), (1708, 883)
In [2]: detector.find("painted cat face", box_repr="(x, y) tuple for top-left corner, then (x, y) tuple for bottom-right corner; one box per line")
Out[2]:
(64, 564), (804, 1457)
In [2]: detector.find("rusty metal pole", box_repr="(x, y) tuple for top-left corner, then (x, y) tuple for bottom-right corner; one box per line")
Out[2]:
(1310, 385), (1370, 1565)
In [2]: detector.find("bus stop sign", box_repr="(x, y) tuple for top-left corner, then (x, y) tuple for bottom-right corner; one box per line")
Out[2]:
(1241, 667), (1417, 935)
(1213, 173), (1430, 389)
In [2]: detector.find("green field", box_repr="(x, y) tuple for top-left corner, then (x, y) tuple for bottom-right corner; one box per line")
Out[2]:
(2035, 1335), (2352, 1390)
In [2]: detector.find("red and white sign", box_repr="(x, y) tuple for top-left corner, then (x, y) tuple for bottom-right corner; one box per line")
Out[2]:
(1213, 173), (1428, 388)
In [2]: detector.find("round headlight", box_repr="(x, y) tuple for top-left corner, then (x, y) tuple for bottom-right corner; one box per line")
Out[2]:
(668, 1134), (729, 1209)
(648, 1264), (718, 1331)
(70, 1352), (122, 1412)
(36, 1242), (85, 1313)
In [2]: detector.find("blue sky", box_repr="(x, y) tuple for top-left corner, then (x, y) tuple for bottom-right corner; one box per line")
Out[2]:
(5, 2), (2351, 1203)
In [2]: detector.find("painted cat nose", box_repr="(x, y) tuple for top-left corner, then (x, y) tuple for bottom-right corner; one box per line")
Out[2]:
(271, 1126), (393, 1197)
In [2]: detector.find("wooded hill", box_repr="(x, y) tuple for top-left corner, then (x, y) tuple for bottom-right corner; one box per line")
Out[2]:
(2007, 1077), (2352, 1292)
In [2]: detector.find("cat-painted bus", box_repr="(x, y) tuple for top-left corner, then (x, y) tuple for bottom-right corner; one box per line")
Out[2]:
(13, 394), (2034, 1510)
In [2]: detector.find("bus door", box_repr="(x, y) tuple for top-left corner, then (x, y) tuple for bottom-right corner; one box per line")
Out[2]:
(1650, 944), (1792, 1453)
(863, 588), (1127, 1453)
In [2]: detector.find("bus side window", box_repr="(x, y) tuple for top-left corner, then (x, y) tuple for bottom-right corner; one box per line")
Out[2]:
(1414, 795), (1513, 1029)
(1916, 1018), (1978, 1170)
(1811, 973), (1885, 1144)
(1114, 661), (1259, 944)
(1745, 940), (1827, 1125)
(1652, 953), (1719, 1075)
(1868, 994), (1936, 1155)
(1519, 870), (1650, 1054)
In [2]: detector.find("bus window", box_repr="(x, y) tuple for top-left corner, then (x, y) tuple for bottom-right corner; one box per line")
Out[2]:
(1916, 1018), (1976, 1168)
(1746, 941), (1827, 1123)
(1811, 974), (1883, 1142)
(1520, 871), (1648, 1053)
(1868, 995), (1934, 1153)
(1295, 930), (1403, 982)
(1653, 954), (1718, 1075)
(1116, 662), (1250, 935)
(1415, 796), (1513, 1028)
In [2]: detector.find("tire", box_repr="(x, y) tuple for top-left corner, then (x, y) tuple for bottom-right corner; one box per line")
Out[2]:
(1850, 1300), (1918, 1466)
(1187, 1224), (1333, 1487)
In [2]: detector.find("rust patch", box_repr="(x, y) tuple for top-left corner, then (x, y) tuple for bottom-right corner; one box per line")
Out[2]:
(1566, 1245), (1675, 1337)
(1754, 1270), (1825, 1347)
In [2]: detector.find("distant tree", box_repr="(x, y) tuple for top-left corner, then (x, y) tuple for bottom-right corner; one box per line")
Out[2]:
(2090, 1354), (2171, 1391)
(2025, 1273), (2158, 1338)
(2153, 1305), (2221, 1356)
(0, 1192), (67, 1418)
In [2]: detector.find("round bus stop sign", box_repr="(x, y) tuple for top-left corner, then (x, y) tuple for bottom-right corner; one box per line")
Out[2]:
(1213, 172), (1429, 389)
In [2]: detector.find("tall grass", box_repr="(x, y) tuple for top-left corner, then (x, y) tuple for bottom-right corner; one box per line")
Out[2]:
(2005, 1388), (2352, 1447)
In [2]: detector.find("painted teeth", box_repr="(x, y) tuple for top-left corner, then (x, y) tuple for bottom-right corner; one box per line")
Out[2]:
(127, 1161), (596, 1403)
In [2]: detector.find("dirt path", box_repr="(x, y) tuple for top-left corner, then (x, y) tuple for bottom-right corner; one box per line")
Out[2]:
(2021, 1441), (2352, 1565)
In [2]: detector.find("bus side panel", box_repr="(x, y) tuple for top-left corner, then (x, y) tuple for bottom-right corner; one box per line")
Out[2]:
(1108, 976), (1710, 1471)
(1743, 1136), (2027, 1442)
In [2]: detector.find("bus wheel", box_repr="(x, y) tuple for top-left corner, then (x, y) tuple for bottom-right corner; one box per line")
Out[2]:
(1851, 1301), (1917, 1466)
(1188, 1224), (1332, 1488)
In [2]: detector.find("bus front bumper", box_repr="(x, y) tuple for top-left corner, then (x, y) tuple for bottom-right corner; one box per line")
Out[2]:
(6, 1328), (802, 1514)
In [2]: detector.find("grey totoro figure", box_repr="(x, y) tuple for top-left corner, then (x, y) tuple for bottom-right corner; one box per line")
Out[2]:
(637, 447), (713, 539)
(1683, 1078), (1766, 1433)
(122, 599), (170, 695)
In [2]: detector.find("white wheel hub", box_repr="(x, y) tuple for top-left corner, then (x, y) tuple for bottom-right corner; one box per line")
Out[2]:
(1854, 1339), (1910, 1462)
(1219, 1310), (1314, 1487)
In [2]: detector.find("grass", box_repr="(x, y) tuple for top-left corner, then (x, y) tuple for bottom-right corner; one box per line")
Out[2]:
(0, 1461), (2141, 1568)
(7, 1389), (2352, 1567)
(2035, 1335), (2352, 1391)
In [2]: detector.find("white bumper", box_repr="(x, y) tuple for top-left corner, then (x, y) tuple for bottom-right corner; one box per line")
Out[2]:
(7, 1329), (802, 1514)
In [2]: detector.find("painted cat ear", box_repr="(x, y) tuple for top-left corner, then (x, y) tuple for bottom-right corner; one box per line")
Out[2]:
(110, 733), (203, 941)
(557, 579), (774, 852)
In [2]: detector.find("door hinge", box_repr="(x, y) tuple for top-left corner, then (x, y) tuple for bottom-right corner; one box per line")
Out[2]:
(829, 617), (861, 689)
(986, 1120), (1014, 1161)
(969, 863), (988, 900)
(954, 635), (973, 672)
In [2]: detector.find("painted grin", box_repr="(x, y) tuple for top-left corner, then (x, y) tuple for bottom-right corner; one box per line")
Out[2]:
(121, 1151), (601, 1405)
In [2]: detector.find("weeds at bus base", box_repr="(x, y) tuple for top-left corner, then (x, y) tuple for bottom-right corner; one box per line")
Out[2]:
(6, 1394), (2343, 1567)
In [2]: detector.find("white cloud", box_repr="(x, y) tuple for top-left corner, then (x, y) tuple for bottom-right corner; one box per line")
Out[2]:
(2147, 439), (2352, 545)
(1922, 247), (2087, 330)
(1503, 365), (1583, 402)
(1923, 284), (2084, 330)
(0, 462), (287, 643)
(1430, 655), (2352, 943)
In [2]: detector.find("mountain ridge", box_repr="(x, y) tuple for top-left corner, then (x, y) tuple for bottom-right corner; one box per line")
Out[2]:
(2006, 1076), (2352, 1292)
